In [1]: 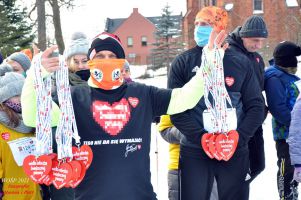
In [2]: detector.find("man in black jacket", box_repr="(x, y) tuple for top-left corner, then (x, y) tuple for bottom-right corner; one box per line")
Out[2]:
(226, 15), (268, 182)
(169, 12), (265, 200)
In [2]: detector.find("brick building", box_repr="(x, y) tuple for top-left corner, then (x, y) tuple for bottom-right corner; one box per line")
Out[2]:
(105, 8), (182, 65)
(183, 0), (301, 61)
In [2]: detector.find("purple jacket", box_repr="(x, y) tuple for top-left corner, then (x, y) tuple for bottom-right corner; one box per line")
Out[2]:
(287, 94), (301, 165)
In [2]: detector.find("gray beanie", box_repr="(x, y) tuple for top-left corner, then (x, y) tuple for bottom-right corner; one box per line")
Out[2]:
(64, 32), (90, 59)
(8, 52), (31, 71)
(239, 15), (268, 38)
(0, 72), (25, 103)
(0, 63), (13, 76)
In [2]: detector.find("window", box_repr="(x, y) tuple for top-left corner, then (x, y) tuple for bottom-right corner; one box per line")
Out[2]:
(127, 37), (133, 47)
(212, 0), (216, 6)
(253, 0), (263, 14)
(141, 36), (147, 46)
(286, 0), (298, 7)
(128, 53), (136, 58)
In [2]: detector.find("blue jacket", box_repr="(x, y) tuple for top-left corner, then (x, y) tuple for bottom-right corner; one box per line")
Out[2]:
(264, 65), (300, 140)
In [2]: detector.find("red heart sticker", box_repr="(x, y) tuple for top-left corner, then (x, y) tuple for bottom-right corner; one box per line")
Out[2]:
(1, 132), (10, 141)
(225, 76), (235, 87)
(23, 155), (52, 183)
(215, 130), (239, 161)
(128, 97), (139, 108)
(92, 98), (131, 136)
(201, 133), (214, 159)
(51, 161), (73, 189)
(72, 145), (93, 169)
(208, 134), (222, 161)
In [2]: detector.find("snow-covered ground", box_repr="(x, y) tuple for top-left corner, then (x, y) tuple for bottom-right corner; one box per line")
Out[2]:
(131, 65), (301, 200)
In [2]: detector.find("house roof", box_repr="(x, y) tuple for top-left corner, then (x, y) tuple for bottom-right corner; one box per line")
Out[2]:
(105, 14), (182, 33)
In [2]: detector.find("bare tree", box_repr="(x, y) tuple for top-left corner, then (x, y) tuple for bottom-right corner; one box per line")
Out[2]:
(49, 0), (65, 54)
(36, 0), (47, 51)
(29, 0), (75, 52)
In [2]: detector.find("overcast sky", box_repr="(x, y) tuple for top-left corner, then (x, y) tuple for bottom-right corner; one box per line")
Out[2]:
(21, 0), (187, 42)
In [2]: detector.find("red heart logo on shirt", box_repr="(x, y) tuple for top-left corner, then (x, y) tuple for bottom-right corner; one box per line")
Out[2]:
(225, 76), (235, 87)
(1, 132), (10, 141)
(92, 98), (131, 136)
(128, 97), (139, 108)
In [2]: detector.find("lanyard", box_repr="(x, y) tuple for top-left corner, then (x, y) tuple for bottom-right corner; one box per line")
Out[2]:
(33, 54), (81, 159)
(33, 53), (53, 156)
(201, 46), (233, 133)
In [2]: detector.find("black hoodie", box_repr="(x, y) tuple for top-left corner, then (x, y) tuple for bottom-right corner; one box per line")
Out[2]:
(227, 27), (266, 90)
(169, 37), (265, 157)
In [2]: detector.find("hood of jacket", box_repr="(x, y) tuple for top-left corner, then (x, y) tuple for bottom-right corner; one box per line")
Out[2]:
(227, 26), (251, 55)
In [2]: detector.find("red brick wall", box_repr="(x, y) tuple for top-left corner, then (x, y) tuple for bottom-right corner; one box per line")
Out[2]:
(113, 8), (156, 65)
(183, 0), (301, 62)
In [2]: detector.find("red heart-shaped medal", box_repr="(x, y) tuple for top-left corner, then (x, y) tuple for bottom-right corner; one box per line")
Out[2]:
(215, 130), (239, 161)
(51, 161), (73, 189)
(67, 160), (82, 187)
(201, 133), (214, 159)
(92, 99), (131, 136)
(72, 145), (93, 169)
(41, 174), (53, 185)
(208, 134), (222, 161)
(23, 155), (52, 183)
(69, 160), (86, 188)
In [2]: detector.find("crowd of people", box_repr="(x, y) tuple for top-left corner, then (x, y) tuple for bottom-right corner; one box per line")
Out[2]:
(0, 5), (300, 200)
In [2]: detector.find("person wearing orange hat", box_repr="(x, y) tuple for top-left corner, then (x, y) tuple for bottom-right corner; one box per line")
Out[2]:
(168, 6), (265, 200)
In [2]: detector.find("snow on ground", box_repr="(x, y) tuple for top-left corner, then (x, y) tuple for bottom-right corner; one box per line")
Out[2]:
(133, 66), (301, 200)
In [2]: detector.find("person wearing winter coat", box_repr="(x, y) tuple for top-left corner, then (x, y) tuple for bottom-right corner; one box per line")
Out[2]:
(169, 8), (265, 200)
(264, 41), (301, 200)
(226, 15), (268, 182)
(21, 31), (227, 200)
(287, 93), (301, 184)
(158, 115), (218, 200)
(0, 71), (42, 200)
(0, 52), (31, 76)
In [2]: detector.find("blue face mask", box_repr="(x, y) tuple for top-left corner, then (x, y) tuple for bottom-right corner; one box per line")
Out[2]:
(194, 25), (213, 47)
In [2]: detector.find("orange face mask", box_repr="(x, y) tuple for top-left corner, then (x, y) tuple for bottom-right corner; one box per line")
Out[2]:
(88, 59), (125, 90)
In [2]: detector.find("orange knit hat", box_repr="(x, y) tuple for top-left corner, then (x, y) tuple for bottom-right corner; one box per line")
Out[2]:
(195, 6), (228, 32)
(21, 49), (33, 61)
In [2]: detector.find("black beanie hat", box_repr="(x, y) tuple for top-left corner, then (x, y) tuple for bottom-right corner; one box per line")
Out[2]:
(273, 41), (301, 68)
(88, 32), (125, 59)
(239, 15), (268, 38)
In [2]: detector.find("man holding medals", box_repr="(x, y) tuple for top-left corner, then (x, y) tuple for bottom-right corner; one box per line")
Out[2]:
(21, 30), (228, 199)
(168, 6), (265, 200)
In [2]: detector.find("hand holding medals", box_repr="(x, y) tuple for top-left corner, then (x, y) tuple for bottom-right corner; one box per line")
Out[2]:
(200, 30), (239, 161)
(23, 47), (93, 189)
